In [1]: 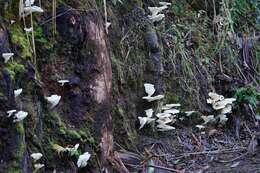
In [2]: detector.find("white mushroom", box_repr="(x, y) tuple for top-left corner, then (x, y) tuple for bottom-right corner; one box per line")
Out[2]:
(145, 109), (153, 118)
(156, 117), (172, 124)
(163, 109), (180, 115)
(2, 53), (14, 63)
(77, 152), (91, 168)
(142, 83), (164, 102)
(14, 88), (23, 98)
(7, 110), (16, 117)
(25, 0), (35, 7)
(57, 80), (69, 86)
(157, 123), (175, 131)
(159, 2), (171, 6)
(30, 153), (43, 162)
(218, 114), (228, 124)
(46, 95), (61, 108)
(148, 14), (165, 22)
(143, 83), (156, 97)
(138, 117), (155, 129)
(221, 104), (232, 114)
(212, 98), (236, 110)
(208, 92), (224, 102)
(10, 20), (16, 24)
(148, 6), (168, 16)
(13, 111), (28, 122)
(195, 125), (205, 130)
(156, 113), (172, 119)
(201, 115), (215, 124)
(24, 27), (33, 32)
(23, 6), (44, 16)
(34, 163), (44, 170)
(162, 103), (181, 110)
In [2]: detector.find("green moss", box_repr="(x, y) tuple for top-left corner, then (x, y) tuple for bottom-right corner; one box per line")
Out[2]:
(7, 167), (22, 173)
(8, 23), (32, 59)
(5, 62), (25, 79)
(65, 130), (82, 140)
(164, 92), (180, 103)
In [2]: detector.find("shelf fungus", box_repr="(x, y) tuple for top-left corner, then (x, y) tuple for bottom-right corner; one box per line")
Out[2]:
(77, 152), (91, 168)
(34, 163), (44, 170)
(185, 111), (196, 117)
(13, 111), (28, 122)
(207, 92), (224, 104)
(145, 109), (154, 118)
(162, 103), (181, 110)
(157, 123), (175, 131)
(7, 110), (16, 117)
(46, 95), (61, 108)
(14, 88), (23, 98)
(57, 80), (69, 86)
(148, 6), (168, 16)
(25, 0), (35, 7)
(195, 125), (206, 130)
(2, 53), (14, 63)
(159, 2), (172, 6)
(164, 109), (180, 115)
(201, 115), (215, 124)
(218, 114), (229, 124)
(148, 14), (165, 23)
(31, 153), (43, 162)
(142, 83), (164, 102)
(138, 117), (156, 129)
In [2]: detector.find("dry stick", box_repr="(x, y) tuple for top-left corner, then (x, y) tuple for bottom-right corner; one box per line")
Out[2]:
(179, 147), (247, 156)
(52, 0), (57, 36)
(29, 1), (37, 66)
(103, 0), (108, 34)
(147, 164), (183, 173)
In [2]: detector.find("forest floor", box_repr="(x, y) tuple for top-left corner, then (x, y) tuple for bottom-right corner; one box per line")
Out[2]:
(118, 120), (260, 173)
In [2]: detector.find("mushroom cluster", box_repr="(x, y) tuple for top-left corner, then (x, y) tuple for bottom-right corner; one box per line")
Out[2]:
(148, 1), (171, 22)
(139, 83), (179, 131)
(207, 92), (236, 124)
(30, 152), (44, 171)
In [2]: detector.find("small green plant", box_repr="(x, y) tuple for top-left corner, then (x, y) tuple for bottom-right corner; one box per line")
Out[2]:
(235, 86), (260, 108)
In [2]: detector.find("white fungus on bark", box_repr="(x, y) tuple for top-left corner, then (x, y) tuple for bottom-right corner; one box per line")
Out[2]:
(57, 80), (69, 86)
(14, 88), (23, 98)
(46, 95), (61, 108)
(142, 83), (164, 102)
(13, 111), (28, 122)
(157, 123), (175, 131)
(30, 153), (43, 162)
(77, 152), (91, 168)
(2, 53), (14, 63)
(138, 117), (156, 129)
(7, 110), (16, 117)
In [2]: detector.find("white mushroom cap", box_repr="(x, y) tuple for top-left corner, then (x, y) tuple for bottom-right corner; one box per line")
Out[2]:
(7, 110), (16, 117)
(148, 6), (168, 16)
(148, 14), (165, 22)
(24, 27), (33, 32)
(138, 117), (155, 129)
(25, 0), (35, 7)
(77, 152), (91, 168)
(195, 125), (205, 130)
(34, 163), (44, 170)
(162, 103), (181, 110)
(157, 123), (175, 131)
(201, 115), (215, 124)
(14, 88), (23, 98)
(144, 83), (156, 97)
(221, 104), (232, 114)
(13, 111), (28, 122)
(30, 153), (43, 162)
(57, 80), (69, 86)
(2, 53), (14, 63)
(142, 94), (164, 102)
(159, 2), (172, 6)
(163, 109), (180, 115)
(145, 109), (153, 118)
(46, 95), (61, 108)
